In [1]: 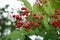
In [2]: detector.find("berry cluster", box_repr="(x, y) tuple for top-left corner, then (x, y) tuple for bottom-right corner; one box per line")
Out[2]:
(51, 9), (60, 28)
(52, 19), (60, 28)
(12, 7), (45, 32)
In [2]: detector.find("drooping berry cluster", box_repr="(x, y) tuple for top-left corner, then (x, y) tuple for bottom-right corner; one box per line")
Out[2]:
(12, 7), (45, 32)
(51, 9), (60, 28)
(52, 19), (60, 28)
(12, 7), (29, 29)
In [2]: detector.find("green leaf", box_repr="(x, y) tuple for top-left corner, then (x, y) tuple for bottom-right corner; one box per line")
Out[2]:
(34, 28), (40, 35)
(20, 0), (32, 12)
(0, 38), (2, 40)
(49, 0), (60, 10)
(44, 30), (58, 40)
(56, 28), (60, 32)
(42, 0), (56, 16)
(39, 29), (47, 37)
(25, 29), (35, 36)
(6, 30), (25, 40)
(33, 4), (44, 15)
(28, 14), (33, 21)
(43, 15), (50, 30)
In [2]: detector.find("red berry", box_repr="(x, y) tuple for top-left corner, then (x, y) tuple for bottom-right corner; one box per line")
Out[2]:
(57, 19), (60, 22)
(15, 15), (19, 20)
(57, 12), (60, 15)
(33, 13), (36, 16)
(54, 9), (58, 13)
(31, 28), (34, 30)
(21, 7), (27, 10)
(25, 10), (29, 13)
(23, 11), (29, 16)
(52, 21), (57, 28)
(25, 24), (30, 29)
(23, 11), (29, 13)
(54, 16), (58, 19)
(40, 15), (44, 19)
(33, 16), (38, 19)
(20, 22), (24, 25)
(22, 13), (25, 15)
(25, 16), (28, 19)
(51, 14), (58, 19)
(57, 19), (60, 25)
(58, 25), (60, 28)
(51, 14), (55, 17)
(16, 21), (20, 24)
(15, 26), (20, 28)
(12, 15), (15, 18)
(34, 23), (39, 27)
(42, 12), (45, 15)
(19, 17), (22, 20)
(27, 23), (30, 26)
(16, 21), (24, 26)
(30, 21), (34, 24)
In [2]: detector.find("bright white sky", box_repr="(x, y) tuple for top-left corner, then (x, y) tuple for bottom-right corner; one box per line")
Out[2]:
(0, 0), (36, 8)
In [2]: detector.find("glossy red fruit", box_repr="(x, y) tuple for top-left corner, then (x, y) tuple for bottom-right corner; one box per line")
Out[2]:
(51, 14), (55, 17)
(51, 14), (58, 19)
(42, 12), (45, 15)
(54, 9), (58, 13)
(27, 23), (30, 26)
(12, 15), (15, 18)
(25, 16), (28, 19)
(54, 16), (58, 19)
(33, 16), (38, 19)
(21, 7), (27, 10)
(15, 26), (20, 28)
(23, 11), (29, 13)
(15, 15), (19, 20)
(33, 13), (36, 16)
(57, 19), (60, 22)
(25, 10), (29, 13)
(23, 11), (29, 16)
(22, 13), (25, 15)
(52, 21), (57, 28)
(31, 28), (34, 30)
(19, 17), (22, 20)
(30, 21), (34, 24)
(25, 24), (30, 29)
(58, 25), (60, 28)
(57, 19), (60, 25)
(34, 23), (39, 27)
(20, 22), (24, 25)
(16, 21), (24, 26)
(57, 12), (60, 15)
(16, 21), (21, 24)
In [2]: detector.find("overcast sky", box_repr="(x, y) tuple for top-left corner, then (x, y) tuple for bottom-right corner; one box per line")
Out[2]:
(0, 0), (36, 8)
